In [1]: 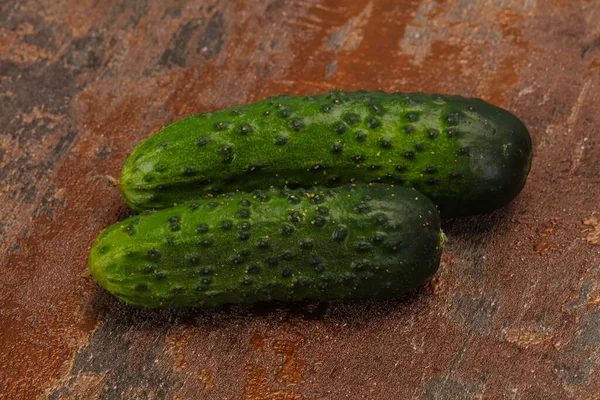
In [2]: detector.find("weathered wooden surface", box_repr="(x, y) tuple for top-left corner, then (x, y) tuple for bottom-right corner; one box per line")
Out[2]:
(1, 1), (599, 399)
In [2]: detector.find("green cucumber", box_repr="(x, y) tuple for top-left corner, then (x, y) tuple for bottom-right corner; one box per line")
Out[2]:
(120, 90), (532, 216)
(89, 184), (443, 308)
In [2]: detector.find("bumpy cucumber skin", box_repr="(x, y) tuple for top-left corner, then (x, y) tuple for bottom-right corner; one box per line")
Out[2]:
(90, 185), (443, 308)
(120, 91), (532, 217)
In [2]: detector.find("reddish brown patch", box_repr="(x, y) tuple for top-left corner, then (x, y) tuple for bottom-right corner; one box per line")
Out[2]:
(250, 332), (268, 351)
(244, 364), (301, 400)
(2, 1), (600, 399)
(273, 339), (306, 386)
(534, 217), (560, 255)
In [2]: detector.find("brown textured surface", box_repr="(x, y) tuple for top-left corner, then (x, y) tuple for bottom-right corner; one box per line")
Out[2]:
(1, 1), (599, 399)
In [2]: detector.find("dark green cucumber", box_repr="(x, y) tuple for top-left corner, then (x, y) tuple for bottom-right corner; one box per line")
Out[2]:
(120, 91), (532, 216)
(89, 184), (443, 308)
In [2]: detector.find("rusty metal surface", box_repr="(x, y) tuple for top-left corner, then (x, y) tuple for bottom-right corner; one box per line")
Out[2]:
(1, 0), (599, 399)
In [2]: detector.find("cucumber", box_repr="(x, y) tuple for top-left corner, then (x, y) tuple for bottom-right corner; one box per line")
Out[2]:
(120, 90), (532, 216)
(89, 184), (443, 308)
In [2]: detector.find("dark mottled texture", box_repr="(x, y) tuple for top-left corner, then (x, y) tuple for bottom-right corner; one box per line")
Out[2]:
(1, 0), (599, 399)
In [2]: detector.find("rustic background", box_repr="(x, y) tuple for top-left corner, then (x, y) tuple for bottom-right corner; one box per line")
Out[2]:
(1, 0), (599, 399)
